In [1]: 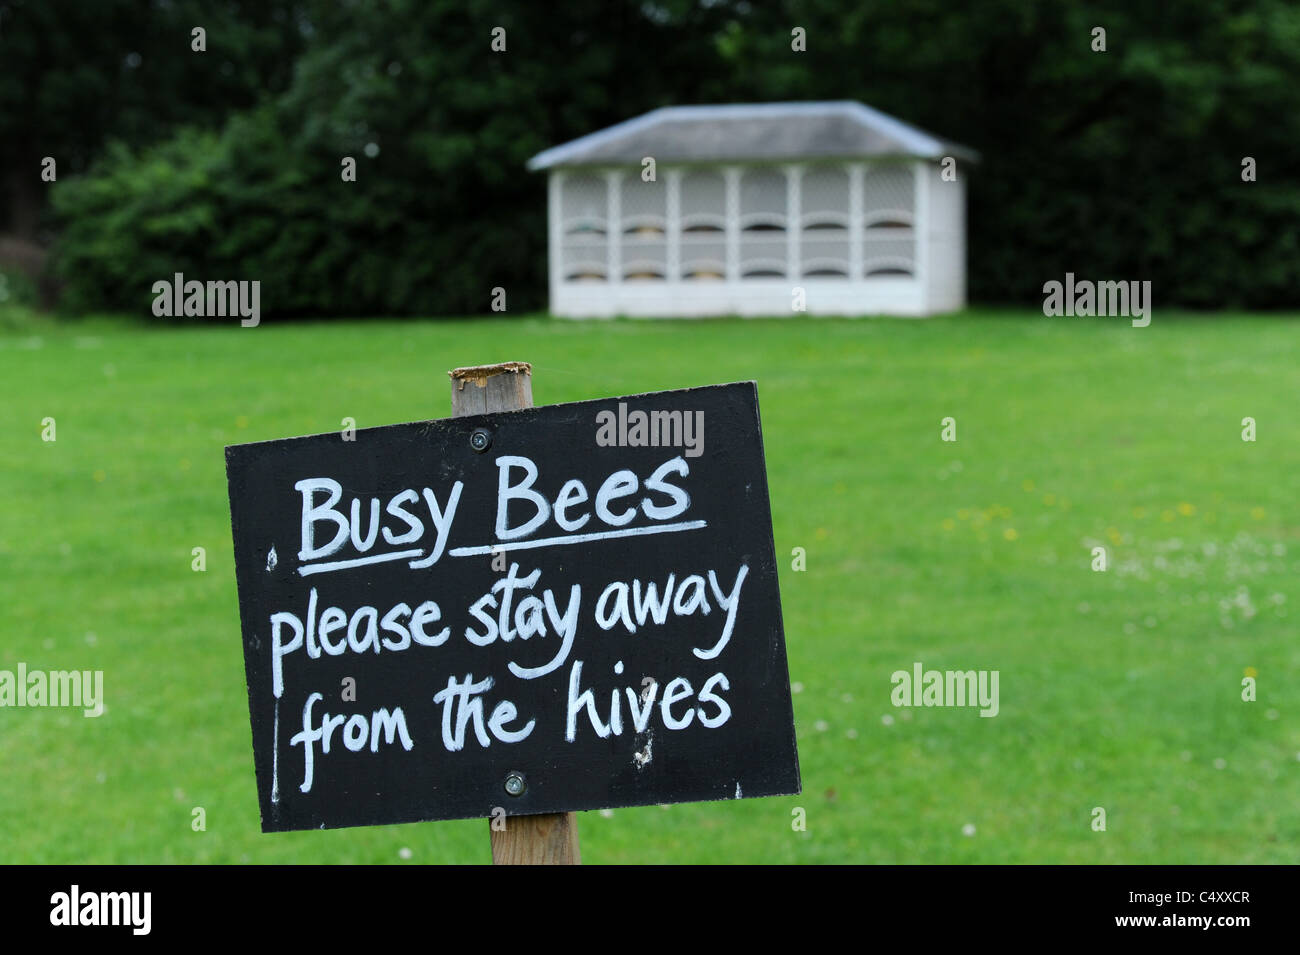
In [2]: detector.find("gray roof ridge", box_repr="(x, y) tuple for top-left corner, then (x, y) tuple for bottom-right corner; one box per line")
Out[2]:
(526, 100), (978, 170)
(526, 106), (676, 171)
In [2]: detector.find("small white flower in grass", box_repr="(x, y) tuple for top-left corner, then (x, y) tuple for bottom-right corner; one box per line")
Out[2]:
(845, 728), (858, 739)
(840, 692), (853, 703)
(881, 714), (894, 727)
(1213, 758), (1226, 770)
(814, 720), (828, 732)
(599, 809), (614, 819)
(962, 823), (976, 837)
(398, 847), (412, 860)
(791, 681), (804, 694)
(1180, 750), (1192, 761)
(1076, 602), (1090, 614)
(96, 772), (106, 784)
(85, 631), (97, 645)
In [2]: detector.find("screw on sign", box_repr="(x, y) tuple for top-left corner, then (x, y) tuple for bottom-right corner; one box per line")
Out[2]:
(504, 772), (527, 797)
(223, 361), (799, 865)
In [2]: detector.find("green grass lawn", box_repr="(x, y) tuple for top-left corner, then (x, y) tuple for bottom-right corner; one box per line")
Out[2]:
(2, 308), (1298, 863)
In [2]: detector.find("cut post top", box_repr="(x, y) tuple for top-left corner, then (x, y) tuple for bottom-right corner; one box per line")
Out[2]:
(448, 362), (534, 416)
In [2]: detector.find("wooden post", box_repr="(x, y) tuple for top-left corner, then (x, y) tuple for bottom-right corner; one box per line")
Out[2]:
(448, 360), (582, 866)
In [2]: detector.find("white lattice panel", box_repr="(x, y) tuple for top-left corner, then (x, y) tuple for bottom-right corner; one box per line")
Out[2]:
(559, 174), (608, 280)
(548, 158), (943, 304)
(679, 170), (726, 229)
(561, 174), (607, 232)
(863, 165), (914, 226)
(621, 175), (666, 232)
(801, 165), (850, 226)
(739, 234), (786, 277)
(739, 168), (787, 227)
(802, 228), (851, 276)
(561, 237), (607, 280)
(680, 233), (725, 279)
(622, 235), (667, 279)
(862, 233), (915, 276)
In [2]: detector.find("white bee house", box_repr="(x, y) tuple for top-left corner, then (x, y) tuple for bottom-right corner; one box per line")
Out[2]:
(527, 102), (977, 318)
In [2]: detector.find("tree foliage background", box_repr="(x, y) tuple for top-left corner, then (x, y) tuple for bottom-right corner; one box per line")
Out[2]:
(1, 0), (1297, 316)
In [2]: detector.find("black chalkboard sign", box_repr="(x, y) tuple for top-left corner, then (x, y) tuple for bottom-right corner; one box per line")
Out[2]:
(225, 381), (800, 832)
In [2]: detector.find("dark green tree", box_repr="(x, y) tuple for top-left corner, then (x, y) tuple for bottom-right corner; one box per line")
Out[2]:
(53, 0), (743, 316)
(0, 0), (306, 239)
(44, 0), (1300, 314)
(710, 0), (1300, 307)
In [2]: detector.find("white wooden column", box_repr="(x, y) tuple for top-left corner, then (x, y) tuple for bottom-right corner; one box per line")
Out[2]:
(847, 163), (864, 281)
(548, 171), (565, 300)
(665, 167), (682, 284)
(915, 161), (930, 308)
(724, 166), (741, 282)
(605, 169), (623, 284)
(785, 164), (803, 281)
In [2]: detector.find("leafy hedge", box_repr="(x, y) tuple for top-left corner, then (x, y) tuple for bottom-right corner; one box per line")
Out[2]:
(48, 0), (1300, 317)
